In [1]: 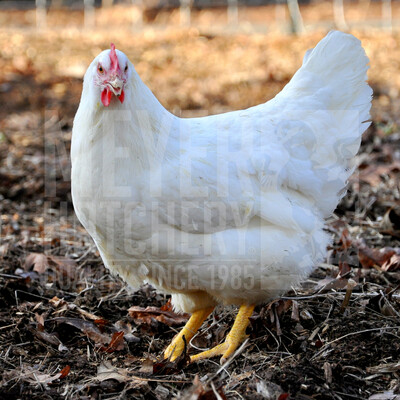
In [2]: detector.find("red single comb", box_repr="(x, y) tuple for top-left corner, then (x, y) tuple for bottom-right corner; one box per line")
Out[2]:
(109, 43), (120, 74)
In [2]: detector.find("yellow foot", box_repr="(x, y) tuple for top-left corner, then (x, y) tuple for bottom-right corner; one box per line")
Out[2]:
(164, 307), (214, 362)
(190, 304), (255, 364)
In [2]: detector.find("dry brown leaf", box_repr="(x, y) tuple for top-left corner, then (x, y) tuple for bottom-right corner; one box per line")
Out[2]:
(96, 361), (130, 383)
(256, 380), (285, 400)
(139, 358), (154, 374)
(369, 391), (400, 400)
(353, 239), (399, 269)
(25, 371), (61, 385)
(381, 253), (400, 272)
(34, 329), (62, 347)
(101, 331), (125, 353)
(381, 208), (400, 232)
(24, 253), (49, 274)
(49, 296), (67, 308)
(96, 361), (147, 389)
(48, 255), (76, 279)
(17, 365), (70, 386)
(113, 320), (140, 343)
(160, 298), (173, 311)
(314, 276), (349, 293)
(23, 253), (77, 280)
(128, 305), (189, 327)
(359, 161), (400, 187)
(35, 313), (45, 327)
(264, 299), (293, 317)
(59, 365), (71, 378)
(56, 317), (111, 345)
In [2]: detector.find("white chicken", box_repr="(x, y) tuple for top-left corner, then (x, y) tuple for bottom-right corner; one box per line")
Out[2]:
(71, 33), (372, 363)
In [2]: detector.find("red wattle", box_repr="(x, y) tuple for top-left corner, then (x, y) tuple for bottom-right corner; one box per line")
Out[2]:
(101, 88), (112, 107)
(118, 90), (125, 104)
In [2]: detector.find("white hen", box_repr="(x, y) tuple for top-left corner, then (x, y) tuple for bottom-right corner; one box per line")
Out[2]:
(71, 32), (372, 363)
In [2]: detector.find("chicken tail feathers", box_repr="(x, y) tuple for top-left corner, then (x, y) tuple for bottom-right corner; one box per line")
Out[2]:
(302, 30), (372, 126)
(271, 31), (372, 218)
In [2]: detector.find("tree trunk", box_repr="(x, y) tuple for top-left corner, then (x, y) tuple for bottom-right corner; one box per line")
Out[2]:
(228, 0), (239, 25)
(36, 0), (47, 29)
(287, 0), (304, 35)
(333, 0), (348, 30)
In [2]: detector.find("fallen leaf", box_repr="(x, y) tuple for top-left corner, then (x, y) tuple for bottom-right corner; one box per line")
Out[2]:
(359, 161), (400, 187)
(178, 375), (227, 400)
(96, 361), (130, 383)
(369, 391), (400, 400)
(49, 296), (67, 308)
(59, 365), (71, 378)
(264, 299), (293, 318)
(256, 380), (285, 400)
(48, 255), (76, 280)
(56, 317), (111, 345)
(314, 276), (349, 293)
(160, 299), (173, 312)
(352, 239), (399, 269)
(199, 385), (227, 400)
(96, 361), (147, 389)
(35, 313), (45, 327)
(113, 320), (140, 343)
(128, 305), (189, 327)
(23, 253), (77, 280)
(338, 261), (352, 277)
(380, 208), (400, 232)
(34, 329), (63, 347)
(139, 358), (154, 374)
(101, 331), (125, 353)
(382, 253), (400, 272)
(367, 292), (399, 317)
(24, 253), (49, 274)
(15, 364), (70, 386)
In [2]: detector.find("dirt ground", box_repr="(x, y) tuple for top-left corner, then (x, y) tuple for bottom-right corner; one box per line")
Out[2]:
(1, 8), (400, 400)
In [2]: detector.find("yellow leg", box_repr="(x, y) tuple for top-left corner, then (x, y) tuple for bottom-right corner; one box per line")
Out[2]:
(164, 307), (214, 361)
(190, 304), (255, 364)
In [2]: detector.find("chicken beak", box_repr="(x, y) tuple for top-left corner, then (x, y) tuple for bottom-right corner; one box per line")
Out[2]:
(103, 76), (125, 105)
(109, 77), (123, 93)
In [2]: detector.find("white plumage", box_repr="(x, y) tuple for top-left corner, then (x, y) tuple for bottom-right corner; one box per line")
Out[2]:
(71, 31), (372, 361)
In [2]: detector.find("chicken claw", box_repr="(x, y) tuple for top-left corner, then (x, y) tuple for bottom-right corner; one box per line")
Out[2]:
(190, 304), (255, 364)
(164, 307), (214, 361)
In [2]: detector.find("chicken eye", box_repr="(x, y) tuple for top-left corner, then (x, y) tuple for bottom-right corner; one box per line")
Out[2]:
(124, 65), (128, 72)
(98, 64), (104, 74)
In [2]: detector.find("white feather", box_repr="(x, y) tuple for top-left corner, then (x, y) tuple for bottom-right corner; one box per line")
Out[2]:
(71, 31), (372, 313)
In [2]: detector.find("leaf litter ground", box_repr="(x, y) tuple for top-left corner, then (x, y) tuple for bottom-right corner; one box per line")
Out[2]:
(0, 20), (400, 400)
